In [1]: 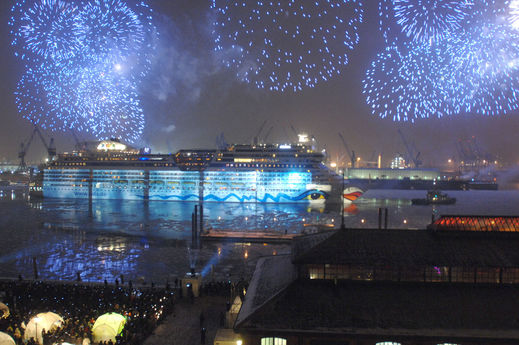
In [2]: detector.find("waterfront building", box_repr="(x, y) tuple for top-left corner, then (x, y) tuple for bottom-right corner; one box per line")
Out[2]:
(234, 220), (519, 344)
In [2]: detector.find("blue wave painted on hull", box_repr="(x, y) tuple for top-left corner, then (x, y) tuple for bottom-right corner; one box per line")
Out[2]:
(204, 189), (329, 203)
(137, 189), (329, 202)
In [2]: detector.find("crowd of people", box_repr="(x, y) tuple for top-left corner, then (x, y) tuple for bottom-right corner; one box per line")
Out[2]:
(0, 276), (247, 345)
(0, 279), (176, 345)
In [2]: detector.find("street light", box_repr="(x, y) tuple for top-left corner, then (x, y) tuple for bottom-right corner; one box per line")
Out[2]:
(33, 316), (41, 344)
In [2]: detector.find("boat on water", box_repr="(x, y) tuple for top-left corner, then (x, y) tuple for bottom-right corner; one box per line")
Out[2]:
(411, 190), (456, 205)
(40, 137), (363, 203)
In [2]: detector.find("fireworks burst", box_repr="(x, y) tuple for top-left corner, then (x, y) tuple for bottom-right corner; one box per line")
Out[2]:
(10, 0), (156, 143)
(16, 62), (145, 142)
(508, 0), (519, 30)
(211, 0), (364, 92)
(365, 22), (519, 121)
(436, 23), (519, 116)
(392, 0), (474, 44)
(9, 0), (82, 62)
(363, 45), (451, 122)
(378, 0), (501, 45)
(76, 0), (156, 77)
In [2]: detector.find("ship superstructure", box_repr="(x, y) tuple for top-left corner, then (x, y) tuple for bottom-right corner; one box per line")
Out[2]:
(42, 138), (347, 203)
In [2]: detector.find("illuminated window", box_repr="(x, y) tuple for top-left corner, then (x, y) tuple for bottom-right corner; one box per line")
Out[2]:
(308, 265), (324, 279)
(376, 342), (401, 345)
(261, 338), (286, 345)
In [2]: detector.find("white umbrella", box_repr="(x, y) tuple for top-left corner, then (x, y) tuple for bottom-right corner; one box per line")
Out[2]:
(92, 313), (126, 343)
(24, 312), (64, 345)
(0, 332), (15, 345)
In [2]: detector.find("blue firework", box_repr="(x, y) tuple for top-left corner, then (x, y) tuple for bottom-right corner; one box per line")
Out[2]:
(69, 64), (145, 142)
(16, 61), (145, 142)
(378, 0), (502, 45)
(76, 0), (155, 77)
(11, 0), (157, 143)
(508, 0), (519, 30)
(9, 0), (83, 62)
(211, 0), (364, 92)
(435, 23), (519, 115)
(392, 0), (474, 44)
(378, 0), (401, 45)
(363, 44), (453, 122)
(16, 63), (76, 131)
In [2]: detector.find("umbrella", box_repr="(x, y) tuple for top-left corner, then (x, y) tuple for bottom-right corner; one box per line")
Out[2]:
(24, 312), (64, 345)
(0, 332), (15, 345)
(92, 313), (126, 343)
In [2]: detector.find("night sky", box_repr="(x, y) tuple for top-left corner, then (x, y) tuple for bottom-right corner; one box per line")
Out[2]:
(1, 0), (519, 167)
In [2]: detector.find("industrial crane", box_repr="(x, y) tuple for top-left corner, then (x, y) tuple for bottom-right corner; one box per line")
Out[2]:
(397, 129), (422, 168)
(71, 130), (89, 151)
(263, 126), (274, 143)
(18, 125), (56, 171)
(457, 137), (495, 172)
(215, 132), (228, 150)
(338, 132), (356, 168)
(290, 124), (299, 142)
(253, 120), (267, 145)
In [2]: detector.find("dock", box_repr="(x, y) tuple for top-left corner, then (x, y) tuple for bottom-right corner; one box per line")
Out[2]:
(200, 229), (298, 243)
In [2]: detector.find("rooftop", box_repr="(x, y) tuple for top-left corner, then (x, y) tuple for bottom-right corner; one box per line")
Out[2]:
(237, 276), (519, 340)
(293, 228), (519, 268)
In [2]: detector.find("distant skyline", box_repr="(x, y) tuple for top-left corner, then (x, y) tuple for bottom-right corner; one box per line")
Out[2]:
(1, 0), (519, 168)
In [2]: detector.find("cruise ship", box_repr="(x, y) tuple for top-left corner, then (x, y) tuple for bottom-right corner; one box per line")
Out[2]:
(41, 137), (360, 203)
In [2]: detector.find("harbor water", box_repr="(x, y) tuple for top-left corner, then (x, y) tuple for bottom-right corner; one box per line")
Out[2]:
(1, 188), (519, 283)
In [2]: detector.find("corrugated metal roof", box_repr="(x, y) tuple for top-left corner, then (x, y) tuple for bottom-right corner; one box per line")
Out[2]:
(428, 215), (519, 232)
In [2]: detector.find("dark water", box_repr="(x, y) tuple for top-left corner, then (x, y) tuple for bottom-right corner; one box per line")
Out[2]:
(1, 187), (519, 284)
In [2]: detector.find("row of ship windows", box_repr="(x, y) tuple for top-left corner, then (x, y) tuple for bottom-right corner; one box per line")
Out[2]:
(45, 177), (310, 183)
(225, 163), (307, 169)
(44, 183), (303, 193)
(43, 186), (200, 191)
(52, 163), (176, 167)
(307, 264), (519, 284)
(45, 181), (306, 188)
(46, 171), (312, 177)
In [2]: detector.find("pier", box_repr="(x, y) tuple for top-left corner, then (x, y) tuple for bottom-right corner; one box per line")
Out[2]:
(200, 229), (297, 243)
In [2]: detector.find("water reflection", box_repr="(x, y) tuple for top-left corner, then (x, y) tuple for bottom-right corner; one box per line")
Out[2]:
(2, 189), (519, 283)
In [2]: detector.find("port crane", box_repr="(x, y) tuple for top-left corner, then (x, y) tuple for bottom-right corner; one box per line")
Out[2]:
(457, 137), (496, 173)
(263, 126), (274, 143)
(215, 132), (228, 150)
(253, 120), (267, 145)
(71, 130), (89, 152)
(397, 129), (422, 168)
(290, 124), (299, 142)
(338, 132), (356, 168)
(18, 125), (56, 171)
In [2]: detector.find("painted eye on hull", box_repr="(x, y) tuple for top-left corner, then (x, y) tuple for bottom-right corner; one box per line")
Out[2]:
(310, 193), (325, 200)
